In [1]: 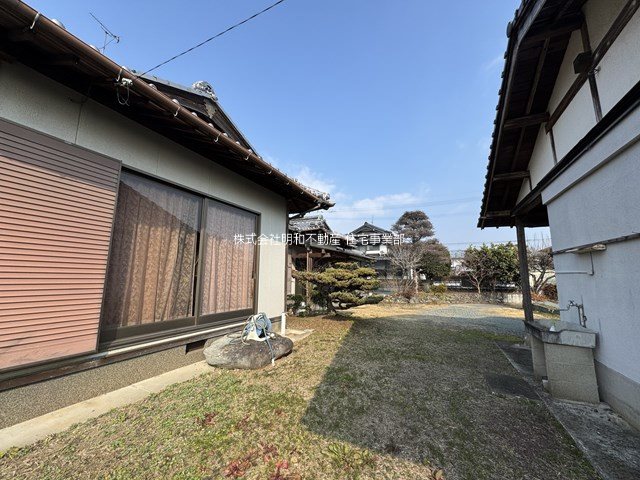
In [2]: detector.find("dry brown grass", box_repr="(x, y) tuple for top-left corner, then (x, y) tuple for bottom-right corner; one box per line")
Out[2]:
(0, 305), (592, 480)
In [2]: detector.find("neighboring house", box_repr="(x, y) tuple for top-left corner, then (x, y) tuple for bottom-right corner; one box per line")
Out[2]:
(287, 215), (369, 296)
(349, 222), (396, 278)
(449, 249), (466, 276)
(479, 0), (640, 429)
(442, 250), (466, 288)
(0, 3), (332, 424)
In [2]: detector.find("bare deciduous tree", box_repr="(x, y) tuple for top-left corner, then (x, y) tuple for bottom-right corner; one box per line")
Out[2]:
(461, 246), (492, 295)
(388, 242), (425, 298)
(528, 246), (555, 295)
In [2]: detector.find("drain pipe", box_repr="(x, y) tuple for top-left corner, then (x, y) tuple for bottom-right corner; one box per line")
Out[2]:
(280, 312), (287, 336)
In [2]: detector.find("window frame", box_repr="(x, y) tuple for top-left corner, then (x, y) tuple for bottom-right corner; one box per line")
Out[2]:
(99, 168), (260, 349)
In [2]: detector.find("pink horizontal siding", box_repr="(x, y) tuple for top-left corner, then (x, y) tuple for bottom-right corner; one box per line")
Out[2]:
(0, 120), (120, 370)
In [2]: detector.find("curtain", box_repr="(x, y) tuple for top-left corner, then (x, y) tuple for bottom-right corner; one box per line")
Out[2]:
(102, 172), (200, 328)
(201, 200), (256, 315)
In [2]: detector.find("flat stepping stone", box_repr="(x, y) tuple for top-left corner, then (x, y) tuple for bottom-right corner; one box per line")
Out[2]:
(283, 328), (313, 343)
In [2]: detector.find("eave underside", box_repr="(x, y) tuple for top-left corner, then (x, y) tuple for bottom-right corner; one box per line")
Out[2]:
(479, 0), (588, 228)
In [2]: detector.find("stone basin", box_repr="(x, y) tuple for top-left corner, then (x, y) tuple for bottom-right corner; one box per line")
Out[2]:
(526, 320), (600, 404)
(526, 319), (597, 348)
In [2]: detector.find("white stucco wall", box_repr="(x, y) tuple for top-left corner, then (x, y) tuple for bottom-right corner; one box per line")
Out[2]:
(543, 101), (640, 396)
(521, 0), (640, 195)
(591, 7), (640, 115)
(521, 29), (594, 196)
(0, 62), (287, 318)
(517, 125), (554, 203)
(583, 0), (628, 47)
(550, 84), (598, 161)
(527, 126), (554, 186)
(547, 30), (583, 113)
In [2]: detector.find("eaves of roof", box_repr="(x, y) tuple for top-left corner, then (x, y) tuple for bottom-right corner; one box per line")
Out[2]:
(0, 1), (333, 214)
(478, 0), (587, 228)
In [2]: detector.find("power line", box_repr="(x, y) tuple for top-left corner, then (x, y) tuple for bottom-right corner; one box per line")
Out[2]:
(138, 0), (287, 76)
(443, 238), (551, 247)
(326, 196), (479, 213)
(89, 13), (120, 53)
(326, 210), (480, 220)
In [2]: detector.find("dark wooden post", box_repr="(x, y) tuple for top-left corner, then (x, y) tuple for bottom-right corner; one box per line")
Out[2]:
(305, 250), (313, 309)
(516, 219), (534, 324)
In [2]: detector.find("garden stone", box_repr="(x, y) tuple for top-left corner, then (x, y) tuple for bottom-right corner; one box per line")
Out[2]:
(203, 334), (293, 369)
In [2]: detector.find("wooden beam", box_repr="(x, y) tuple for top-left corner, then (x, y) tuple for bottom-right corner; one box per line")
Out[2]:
(580, 21), (603, 121)
(516, 219), (534, 324)
(493, 171), (530, 182)
(503, 112), (549, 130)
(521, 13), (584, 47)
(548, 0), (640, 132)
(502, 38), (551, 208)
(482, 210), (512, 218)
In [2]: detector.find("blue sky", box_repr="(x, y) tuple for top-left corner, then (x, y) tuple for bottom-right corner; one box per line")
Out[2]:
(27, 0), (548, 249)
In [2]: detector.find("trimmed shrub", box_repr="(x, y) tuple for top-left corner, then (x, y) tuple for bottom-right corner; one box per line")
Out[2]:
(430, 284), (448, 294)
(287, 294), (304, 313)
(364, 295), (384, 305)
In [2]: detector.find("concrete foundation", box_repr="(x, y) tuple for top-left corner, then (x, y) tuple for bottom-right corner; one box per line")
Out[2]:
(545, 342), (600, 404)
(596, 360), (640, 431)
(530, 336), (548, 380)
(0, 343), (205, 429)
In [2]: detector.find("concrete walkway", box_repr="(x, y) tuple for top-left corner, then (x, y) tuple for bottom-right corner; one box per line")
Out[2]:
(0, 361), (211, 451)
(402, 303), (640, 479)
(499, 342), (640, 480)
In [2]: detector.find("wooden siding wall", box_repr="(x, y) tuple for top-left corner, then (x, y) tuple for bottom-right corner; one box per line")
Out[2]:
(0, 120), (120, 370)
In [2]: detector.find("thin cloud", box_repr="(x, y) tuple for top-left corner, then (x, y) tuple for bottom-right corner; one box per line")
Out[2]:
(482, 54), (504, 72)
(324, 191), (431, 233)
(293, 166), (337, 198)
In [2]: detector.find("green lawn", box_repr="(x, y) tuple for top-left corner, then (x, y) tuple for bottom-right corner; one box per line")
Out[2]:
(0, 305), (598, 480)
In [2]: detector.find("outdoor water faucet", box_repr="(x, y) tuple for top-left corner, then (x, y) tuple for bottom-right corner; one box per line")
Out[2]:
(559, 300), (587, 328)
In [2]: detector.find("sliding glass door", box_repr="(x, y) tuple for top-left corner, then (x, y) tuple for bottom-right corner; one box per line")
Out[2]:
(199, 200), (257, 322)
(100, 171), (258, 345)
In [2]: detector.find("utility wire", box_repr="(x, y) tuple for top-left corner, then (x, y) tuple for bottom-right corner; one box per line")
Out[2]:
(89, 13), (120, 53)
(327, 196), (479, 213)
(443, 238), (551, 247)
(138, 0), (287, 76)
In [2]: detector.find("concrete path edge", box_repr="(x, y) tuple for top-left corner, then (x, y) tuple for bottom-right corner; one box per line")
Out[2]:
(0, 361), (211, 452)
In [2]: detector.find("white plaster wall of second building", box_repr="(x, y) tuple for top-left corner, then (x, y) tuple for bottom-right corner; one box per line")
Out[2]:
(550, 84), (597, 161)
(551, 238), (640, 386)
(583, 0), (629, 47)
(0, 62), (287, 318)
(544, 132), (640, 385)
(518, 27), (596, 199)
(517, 125), (556, 203)
(590, 7), (640, 115)
(544, 136), (640, 250)
(547, 29), (583, 112)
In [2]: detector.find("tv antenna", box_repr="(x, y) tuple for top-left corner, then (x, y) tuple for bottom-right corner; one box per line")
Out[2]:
(89, 12), (120, 53)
